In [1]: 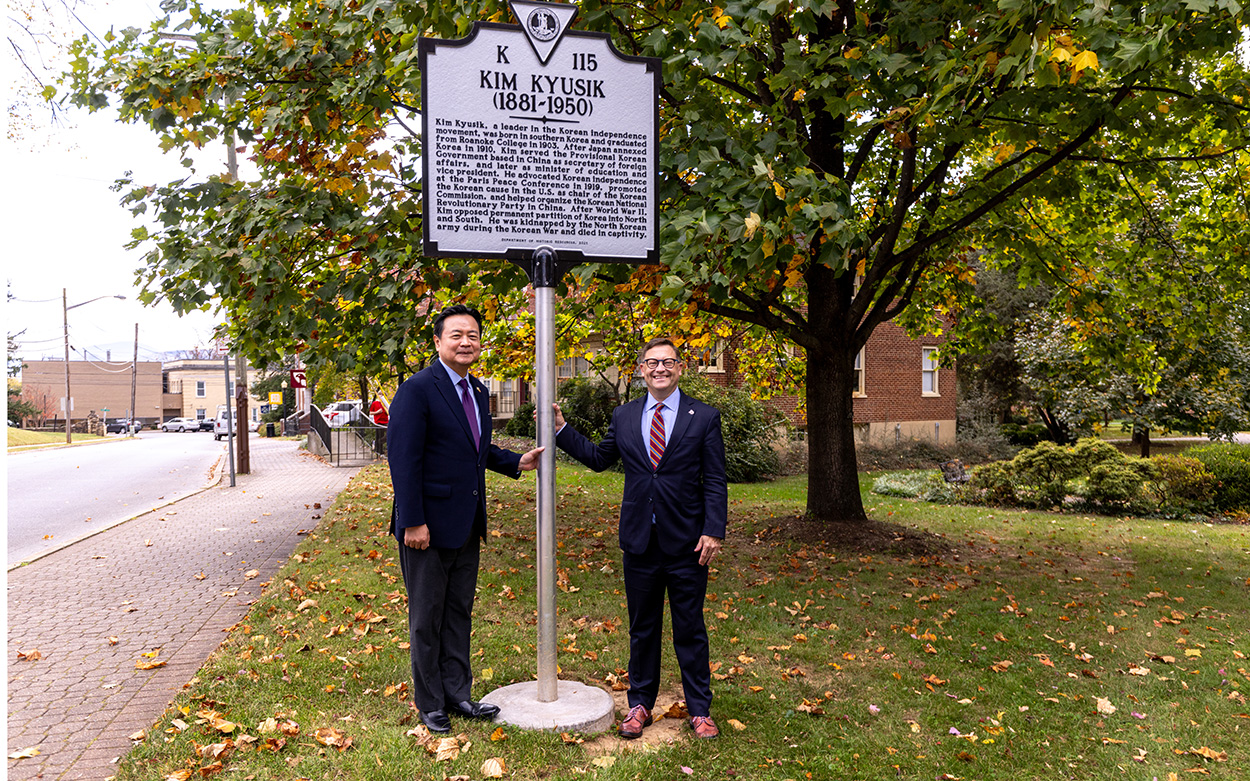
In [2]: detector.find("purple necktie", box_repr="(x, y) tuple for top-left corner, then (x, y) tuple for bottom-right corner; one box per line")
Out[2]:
(458, 378), (480, 450)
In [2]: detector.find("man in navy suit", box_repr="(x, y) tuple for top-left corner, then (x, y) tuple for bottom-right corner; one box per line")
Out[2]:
(388, 304), (542, 733)
(554, 337), (727, 740)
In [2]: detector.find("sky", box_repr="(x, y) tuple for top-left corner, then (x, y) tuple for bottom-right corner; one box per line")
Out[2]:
(5, 0), (232, 365)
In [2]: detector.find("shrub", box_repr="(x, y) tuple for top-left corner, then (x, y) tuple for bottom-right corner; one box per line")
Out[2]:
(1010, 441), (1076, 507)
(1000, 422), (1048, 446)
(679, 374), (782, 483)
(872, 471), (956, 503)
(1147, 455), (1217, 512)
(971, 461), (1017, 505)
(503, 402), (536, 438)
(1071, 438), (1124, 471)
(1084, 460), (1152, 506)
(556, 377), (617, 443)
(1185, 442), (1250, 512)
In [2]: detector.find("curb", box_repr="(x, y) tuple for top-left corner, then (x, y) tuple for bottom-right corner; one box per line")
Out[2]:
(6, 434), (138, 454)
(6, 453), (228, 572)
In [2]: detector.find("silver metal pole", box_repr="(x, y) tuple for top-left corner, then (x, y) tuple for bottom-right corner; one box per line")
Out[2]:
(533, 251), (559, 703)
(63, 289), (72, 444)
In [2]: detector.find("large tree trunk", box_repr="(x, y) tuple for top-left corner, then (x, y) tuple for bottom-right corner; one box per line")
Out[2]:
(804, 344), (867, 522)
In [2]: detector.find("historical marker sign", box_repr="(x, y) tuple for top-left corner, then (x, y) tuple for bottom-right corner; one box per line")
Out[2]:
(420, 1), (659, 263)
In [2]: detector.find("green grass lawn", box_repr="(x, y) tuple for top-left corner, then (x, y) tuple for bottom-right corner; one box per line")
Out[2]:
(116, 465), (1249, 780)
(6, 428), (107, 448)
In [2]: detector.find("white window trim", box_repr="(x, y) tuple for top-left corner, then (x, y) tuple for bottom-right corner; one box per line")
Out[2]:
(853, 347), (866, 397)
(694, 339), (726, 374)
(195, 380), (206, 398)
(922, 347), (940, 397)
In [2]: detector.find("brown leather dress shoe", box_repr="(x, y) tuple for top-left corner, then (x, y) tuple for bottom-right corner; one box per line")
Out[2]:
(690, 715), (719, 739)
(618, 704), (652, 739)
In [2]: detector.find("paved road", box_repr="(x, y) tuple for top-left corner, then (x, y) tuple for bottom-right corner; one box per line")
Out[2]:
(7, 430), (237, 568)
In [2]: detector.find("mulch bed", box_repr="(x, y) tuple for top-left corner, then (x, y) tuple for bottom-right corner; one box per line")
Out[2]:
(756, 514), (953, 558)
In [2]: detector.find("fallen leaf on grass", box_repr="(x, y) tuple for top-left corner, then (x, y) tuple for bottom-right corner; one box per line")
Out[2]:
(314, 727), (352, 751)
(991, 660), (1013, 672)
(1188, 746), (1228, 762)
(1127, 664), (1151, 676)
(559, 732), (583, 744)
(923, 674), (947, 686)
(727, 718), (747, 731)
(796, 699), (825, 715)
(1102, 738), (1127, 745)
(957, 750), (975, 762)
(197, 760), (223, 776)
(481, 757), (505, 778)
(430, 736), (461, 761)
(591, 756), (616, 768)
(163, 771), (192, 781)
(1095, 697), (1116, 716)
(128, 730), (147, 742)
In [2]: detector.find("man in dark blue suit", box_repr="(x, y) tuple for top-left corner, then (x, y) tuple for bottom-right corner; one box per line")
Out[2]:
(388, 304), (542, 733)
(554, 337), (727, 740)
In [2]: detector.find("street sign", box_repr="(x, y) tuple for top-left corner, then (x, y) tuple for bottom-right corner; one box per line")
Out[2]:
(268, 392), (283, 406)
(421, 0), (659, 264)
(289, 369), (307, 389)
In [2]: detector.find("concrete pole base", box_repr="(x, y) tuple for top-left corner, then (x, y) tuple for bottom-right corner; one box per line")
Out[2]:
(481, 680), (615, 733)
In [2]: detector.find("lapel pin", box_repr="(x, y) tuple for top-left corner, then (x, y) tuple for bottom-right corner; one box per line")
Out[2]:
(688, 409), (694, 415)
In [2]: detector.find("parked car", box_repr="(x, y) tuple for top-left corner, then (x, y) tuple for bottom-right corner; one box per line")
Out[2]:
(198, 418), (215, 432)
(214, 416), (243, 440)
(106, 419), (139, 434)
(161, 417), (200, 432)
(323, 400), (363, 425)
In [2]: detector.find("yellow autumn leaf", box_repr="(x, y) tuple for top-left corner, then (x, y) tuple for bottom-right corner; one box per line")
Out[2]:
(744, 211), (761, 239)
(727, 718), (747, 731)
(761, 237), (775, 257)
(1072, 50), (1099, 72)
(592, 756), (617, 768)
(1049, 47), (1073, 63)
(844, 47), (862, 60)
(772, 181), (786, 199)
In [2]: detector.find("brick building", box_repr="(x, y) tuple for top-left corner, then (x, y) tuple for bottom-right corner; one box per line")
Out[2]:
(693, 321), (957, 446)
(18, 359), (165, 428)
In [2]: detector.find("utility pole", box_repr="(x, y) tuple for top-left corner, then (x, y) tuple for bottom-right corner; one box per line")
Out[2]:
(63, 289), (71, 444)
(130, 323), (139, 435)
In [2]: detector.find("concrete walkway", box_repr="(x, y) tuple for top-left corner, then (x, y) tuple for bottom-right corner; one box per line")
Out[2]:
(6, 438), (362, 780)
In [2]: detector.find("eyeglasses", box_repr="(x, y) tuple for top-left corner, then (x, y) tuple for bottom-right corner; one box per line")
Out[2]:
(640, 358), (680, 369)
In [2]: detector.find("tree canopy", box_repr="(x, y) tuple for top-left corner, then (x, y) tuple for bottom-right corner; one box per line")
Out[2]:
(67, 0), (1250, 523)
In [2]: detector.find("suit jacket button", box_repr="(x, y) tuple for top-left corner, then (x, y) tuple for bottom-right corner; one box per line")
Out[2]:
(473, 490), (479, 495)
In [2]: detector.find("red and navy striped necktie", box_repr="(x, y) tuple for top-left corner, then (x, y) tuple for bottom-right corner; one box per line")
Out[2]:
(648, 402), (666, 470)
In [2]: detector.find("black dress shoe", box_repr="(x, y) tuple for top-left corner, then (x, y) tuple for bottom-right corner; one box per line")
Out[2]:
(447, 700), (500, 720)
(418, 709), (451, 733)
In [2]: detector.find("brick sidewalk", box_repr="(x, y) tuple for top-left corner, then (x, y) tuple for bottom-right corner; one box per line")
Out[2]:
(6, 438), (364, 780)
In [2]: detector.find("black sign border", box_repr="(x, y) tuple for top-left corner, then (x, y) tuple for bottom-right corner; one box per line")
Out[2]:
(419, 21), (661, 266)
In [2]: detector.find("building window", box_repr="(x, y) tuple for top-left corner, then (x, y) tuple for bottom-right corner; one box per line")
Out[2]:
(693, 340), (726, 374)
(922, 347), (939, 396)
(853, 348), (865, 397)
(196, 409), (206, 420)
(558, 356), (590, 380)
(196, 380), (206, 398)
